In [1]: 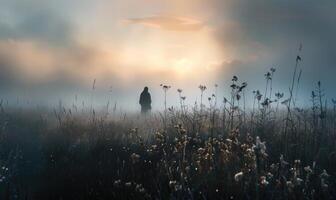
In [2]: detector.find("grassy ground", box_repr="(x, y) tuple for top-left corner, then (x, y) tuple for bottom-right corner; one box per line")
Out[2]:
(0, 98), (335, 200)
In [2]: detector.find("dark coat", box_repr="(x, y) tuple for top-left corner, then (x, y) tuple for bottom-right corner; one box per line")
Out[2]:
(139, 90), (151, 113)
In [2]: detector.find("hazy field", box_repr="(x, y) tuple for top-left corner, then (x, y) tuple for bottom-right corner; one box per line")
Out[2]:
(0, 75), (335, 200)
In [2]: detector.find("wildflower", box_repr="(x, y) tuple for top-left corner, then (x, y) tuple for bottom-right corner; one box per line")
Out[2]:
(113, 179), (121, 187)
(174, 123), (182, 129)
(304, 166), (312, 173)
(260, 176), (269, 186)
(139, 187), (145, 193)
(253, 136), (267, 156)
(199, 85), (207, 91)
(320, 169), (329, 179)
(319, 169), (329, 190)
(294, 177), (303, 185)
(253, 90), (262, 101)
(174, 184), (182, 191)
(232, 76), (238, 82)
(234, 172), (243, 182)
(135, 184), (145, 193)
(230, 84), (237, 89)
(265, 72), (272, 80)
(169, 180), (176, 188)
(179, 128), (187, 135)
(261, 98), (270, 107)
(280, 154), (289, 167)
(130, 153), (141, 164)
(267, 172), (274, 179)
(238, 82), (247, 92)
(275, 92), (284, 99)
(296, 55), (302, 62)
(246, 148), (253, 154)
(160, 84), (171, 91)
(197, 148), (205, 154)
(294, 159), (301, 167)
(286, 181), (294, 189)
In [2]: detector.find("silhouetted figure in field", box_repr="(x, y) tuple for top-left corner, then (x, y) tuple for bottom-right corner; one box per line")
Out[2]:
(139, 87), (151, 113)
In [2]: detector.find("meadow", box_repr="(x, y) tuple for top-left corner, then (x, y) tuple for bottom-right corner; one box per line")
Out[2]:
(0, 68), (336, 199)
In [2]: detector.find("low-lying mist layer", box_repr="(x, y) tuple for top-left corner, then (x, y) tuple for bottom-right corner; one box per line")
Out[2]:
(0, 79), (335, 199)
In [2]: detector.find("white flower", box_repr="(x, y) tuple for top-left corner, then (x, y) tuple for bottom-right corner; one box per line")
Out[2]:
(304, 166), (312, 173)
(169, 180), (177, 187)
(267, 172), (274, 179)
(234, 172), (243, 182)
(113, 179), (121, 187)
(253, 136), (267, 155)
(260, 176), (269, 186)
(294, 177), (303, 185)
(286, 181), (294, 189)
(320, 169), (329, 179)
(280, 154), (289, 167)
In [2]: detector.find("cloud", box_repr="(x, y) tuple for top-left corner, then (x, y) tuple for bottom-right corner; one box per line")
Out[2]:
(124, 16), (204, 31)
(0, 0), (119, 91)
(208, 0), (336, 99)
(0, 1), (74, 46)
(0, 0), (336, 108)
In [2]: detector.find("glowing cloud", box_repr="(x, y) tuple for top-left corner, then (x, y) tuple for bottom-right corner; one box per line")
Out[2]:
(124, 16), (204, 31)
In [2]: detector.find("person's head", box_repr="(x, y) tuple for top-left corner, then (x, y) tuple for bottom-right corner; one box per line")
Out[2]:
(144, 87), (148, 92)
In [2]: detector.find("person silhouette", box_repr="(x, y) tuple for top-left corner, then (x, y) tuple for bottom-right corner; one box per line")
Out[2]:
(139, 87), (151, 113)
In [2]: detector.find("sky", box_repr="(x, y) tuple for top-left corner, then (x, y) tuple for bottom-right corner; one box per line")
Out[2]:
(0, 0), (335, 110)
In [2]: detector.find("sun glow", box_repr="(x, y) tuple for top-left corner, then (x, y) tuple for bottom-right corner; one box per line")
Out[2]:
(111, 24), (226, 84)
